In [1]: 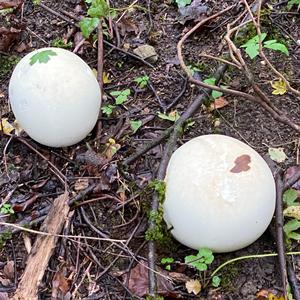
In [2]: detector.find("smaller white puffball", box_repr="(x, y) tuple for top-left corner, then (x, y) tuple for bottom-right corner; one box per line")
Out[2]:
(9, 48), (101, 147)
(163, 134), (276, 253)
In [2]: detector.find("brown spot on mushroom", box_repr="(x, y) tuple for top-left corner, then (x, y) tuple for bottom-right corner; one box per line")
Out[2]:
(230, 154), (251, 173)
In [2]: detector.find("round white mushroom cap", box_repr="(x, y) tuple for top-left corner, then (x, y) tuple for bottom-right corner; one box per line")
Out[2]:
(9, 47), (101, 147)
(163, 134), (276, 253)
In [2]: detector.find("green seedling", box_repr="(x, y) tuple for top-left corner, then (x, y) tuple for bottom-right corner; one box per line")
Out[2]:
(133, 75), (149, 88)
(0, 204), (14, 215)
(130, 120), (142, 134)
(283, 189), (298, 207)
(110, 89), (131, 105)
(101, 104), (116, 117)
(284, 219), (300, 241)
(203, 77), (223, 100)
(185, 248), (214, 271)
(212, 275), (221, 287)
(158, 111), (180, 122)
(288, 0), (300, 9)
(161, 257), (174, 271)
(51, 38), (73, 49)
(241, 33), (289, 59)
(32, 0), (41, 5)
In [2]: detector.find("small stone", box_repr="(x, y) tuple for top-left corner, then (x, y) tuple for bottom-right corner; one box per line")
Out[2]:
(133, 44), (158, 63)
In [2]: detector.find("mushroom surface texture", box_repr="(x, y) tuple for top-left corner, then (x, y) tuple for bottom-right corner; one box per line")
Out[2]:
(163, 134), (276, 253)
(9, 47), (101, 147)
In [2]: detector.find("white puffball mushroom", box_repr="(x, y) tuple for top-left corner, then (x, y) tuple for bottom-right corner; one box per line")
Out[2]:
(9, 47), (101, 147)
(163, 134), (276, 253)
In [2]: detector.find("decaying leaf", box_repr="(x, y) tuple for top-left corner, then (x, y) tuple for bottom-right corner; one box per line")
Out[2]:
(103, 138), (121, 160)
(74, 178), (89, 191)
(118, 17), (138, 36)
(230, 154), (251, 173)
(122, 261), (175, 298)
(0, 118), (14, 134)
(52, 271), (70, 298)
(271, 79), (287, 95)
(284, 206), (300, 220)
(208, 97), (229, 111)
(256, 288), (284, 300)
(3, 261), (14, 281)
(185, 279), (201, 295)
(0, 26), (22, 51)
(268, 147), (287, 163)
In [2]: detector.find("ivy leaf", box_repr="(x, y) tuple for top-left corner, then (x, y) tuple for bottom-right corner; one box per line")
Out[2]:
(87, 0), (110, 18)
(264, 40), (289, 55)
(79, 17), (99, 38)
(268, 147), (287, 163)
(283, 189), (298, 207)
(130, 120), (142, 134)
(271, 79), (287, 95)
(176, 0), (192, 7)
(29, 49), (57, 65)
(241, 33), (267, 59)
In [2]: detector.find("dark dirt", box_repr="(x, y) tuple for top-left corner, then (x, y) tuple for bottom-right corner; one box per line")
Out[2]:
(0, 0), (300, 299)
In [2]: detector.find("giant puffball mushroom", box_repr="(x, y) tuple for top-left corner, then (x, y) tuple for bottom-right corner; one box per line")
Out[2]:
(163, 134), (276, 253)
(9, 47), (101, 147)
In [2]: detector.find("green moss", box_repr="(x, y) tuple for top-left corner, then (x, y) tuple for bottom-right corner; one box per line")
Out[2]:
(0, 230), (12, 249)
(0, 54), (20, 78)
(219, 262), (240, 291)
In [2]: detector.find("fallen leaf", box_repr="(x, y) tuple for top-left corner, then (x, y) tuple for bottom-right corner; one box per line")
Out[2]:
(0, 26), (22, 51)
(103, 71), (112, 84)
(268, 147), (287, 163)
(284, 206), (300, 220)
(3, 261), (14, 280)
(185, 279), (201, 295)
(271, 79), (287, 95)
(0, 0), (23, 9)
(103, 138), (121, 160)
(0, 118), (14, 134)
(122, 261), (176, 298)
(118, 17), (138, 36)
(256, 288), (284, 300)
(230, 154), (251, 173)
(208, 97), (229, 111)
(74, 178), (89, 191)
(52, 271), (70, 297)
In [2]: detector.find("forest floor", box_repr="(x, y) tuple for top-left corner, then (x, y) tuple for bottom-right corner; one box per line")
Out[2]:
(0, 0), (300, 299)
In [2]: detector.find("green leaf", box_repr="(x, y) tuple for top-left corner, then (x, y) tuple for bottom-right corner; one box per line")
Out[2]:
(268, 147), (287, 163)
(130, 120), (142, 134)
(288, 0), (300, 10)
(212, 276), (221, 287)
(203, 77), (223, 99)
(284, 219), (300, 241)
(101, 104), (115, 116)
(283, 189), (298, 207)
(80, 17), (99, 38)
(134, 75), (149, 88)
(175, 0), (192, 7)
(110, 89), (131, 105)
(161, 257), (174, 264)
(0, 204), (14, 215)
(263, 40), (289, 56)
(87, 0), (110, 18)
(241, 33), (267, 59)
(184, 248), (214, 272)
(29, 49), (57, 65)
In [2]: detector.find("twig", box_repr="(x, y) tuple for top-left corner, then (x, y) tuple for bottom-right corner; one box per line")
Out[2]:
(287, 256), (300, 300)
(39, 3), (75, 25)
(147, 79), (167, 112)
(274, 171), (288, 300)
(165, 77), (188, 111)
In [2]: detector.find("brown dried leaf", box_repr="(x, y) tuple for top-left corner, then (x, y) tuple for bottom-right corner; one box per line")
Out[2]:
(168, 272), (190, 283)
(208, 97), (229, 111)
(0, 27), (22, 51)
(185, 279), (201, 295)
(123, 261), (174, 297)
(23, 234), (32, 254)
(0, 0), (23, 9)
(230, 154), (251, 173)
(3, 261), (14, 280)
(52, 271), (70, 297)
(118, 17), (138, 36)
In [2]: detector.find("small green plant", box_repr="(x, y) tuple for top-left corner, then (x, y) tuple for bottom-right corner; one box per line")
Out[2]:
(32, 0), (41, 5)
(161, 257), (174, 271)
(283, 189), (298, 206)
(185, 248), (214, 271)
(157, 111), (180, 122)
(284, 219), (300, 241)
(110, 89), (130, 105)
(0, 231), (12, 249)
(51, 38), (73, 49)
(133, 75), (149, 88)
(130, 120), (142, 134)
(241, 33), (289, 59)
(0, 204), (14, 215)
(212, 275), (221, 287)
(203, 77), (223, 100)
(175, 0), (191, 7)
(101, 104), (115, 117)
(30, 49), (57, 65)
(79, 0), (115, 38)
